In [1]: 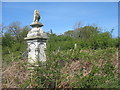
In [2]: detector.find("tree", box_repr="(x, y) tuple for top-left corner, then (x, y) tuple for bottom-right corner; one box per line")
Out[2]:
(3, 22), (30, 43)
(19, 26), (31, 42)
(73, 21), (84, 30)
(50, 29), (53, 34)
(64, 25), (100, 40)
(74, 26), (99, 39)
(5, 22), (22, 41)
(64, 30), (74, 37)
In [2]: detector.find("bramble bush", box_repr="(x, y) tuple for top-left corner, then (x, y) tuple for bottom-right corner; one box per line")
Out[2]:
(22, 48), (118, 88)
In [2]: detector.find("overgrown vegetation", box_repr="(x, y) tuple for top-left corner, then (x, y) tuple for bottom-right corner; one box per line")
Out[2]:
(2, 22), (119, 88)
(2, 22), (30, 67)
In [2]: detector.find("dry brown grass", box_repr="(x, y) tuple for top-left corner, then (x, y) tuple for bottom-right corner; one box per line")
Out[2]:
(58, 60), (92, 88)
(2, 59), (30, 88)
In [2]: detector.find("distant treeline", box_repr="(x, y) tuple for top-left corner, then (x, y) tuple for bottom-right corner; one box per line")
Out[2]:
(47, 26), (119, 51)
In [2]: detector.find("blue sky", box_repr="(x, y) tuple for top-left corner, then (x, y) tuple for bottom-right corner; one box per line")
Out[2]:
(2, 2), (118, 37)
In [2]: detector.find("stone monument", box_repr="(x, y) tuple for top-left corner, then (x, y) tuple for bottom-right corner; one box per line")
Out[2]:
(25, 10), (47, 66)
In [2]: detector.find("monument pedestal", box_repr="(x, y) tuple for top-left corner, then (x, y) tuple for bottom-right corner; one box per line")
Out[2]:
(25, 21), (47, 67)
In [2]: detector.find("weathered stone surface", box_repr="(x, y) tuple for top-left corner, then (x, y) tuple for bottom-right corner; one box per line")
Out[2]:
(27, 39), (47, 64)
(25, 10), (47, 65)
(33, 10), (40, 22)
(26, 27), (43, 38)
(30, 21), (43, 27)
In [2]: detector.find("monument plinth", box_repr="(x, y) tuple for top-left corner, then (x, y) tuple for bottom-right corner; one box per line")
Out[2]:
(25, 10), (47, 66)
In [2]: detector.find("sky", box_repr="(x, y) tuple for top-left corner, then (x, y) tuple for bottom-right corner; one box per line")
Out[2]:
(2, 2), (118, 38)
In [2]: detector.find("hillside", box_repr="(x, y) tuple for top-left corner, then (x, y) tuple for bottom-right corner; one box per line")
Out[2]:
(2, 22), (119, 88)
(2, 48), (119, 88)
